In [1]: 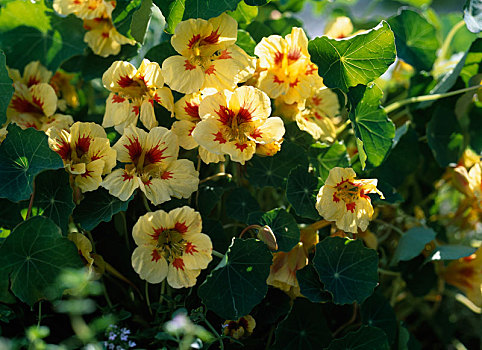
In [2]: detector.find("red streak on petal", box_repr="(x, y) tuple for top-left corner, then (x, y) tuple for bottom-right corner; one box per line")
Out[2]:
(132, 105), (140, 115)
(175, 222), (188, 234)
(151, 249), (161, 262)
(217, 49), (232, 60)
(184, 101), (199, 118)
(273, 75), (284, 84)
(112, 94), (125, 103)
(274, 51), (284, 66)
(314, 112), (323, 120)
(91, 151), (102, 161)
(205, 65), (215, 75)
(333, 192), (340, 203)
(117, 75), (135, 88)
(202, 29), (220, 45)
(289, 78), (300, 88)
(305, 63), (317, 75)
(213, 131), (226, 144)
(161, 171), (173, 180)
(124, 136), (143, 163)
(250, 129), (262, 139)
(101, 32), (109, 38)
(185, 242), (198, 255)
(359, 188), (370, 199)
(150, 227), (165, 241)
(215, 105), (235, 125)
(311, 96), (322, 106)
(11, 96), (42, 114)
(121, 172), (133, 182)
(184, 60), (197, 71)
(80, 169), (92, 178)
(76, 134), (92, 155)
(346, 202), (356, 212)
(187, 34), (201, 49)
(235, 143), (248, 152)
(288, 47), (301, 62)
(56, 140), (71, 160)
(145, 144), (168, 165)
(237, 107), (252, 123)
(27, 77), (40, 87)
(172, 257), (185, 270)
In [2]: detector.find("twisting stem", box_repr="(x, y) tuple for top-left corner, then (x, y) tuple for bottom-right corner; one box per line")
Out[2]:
(203, 316), (224, 350)
(306, 220), (331, 231)
(438, 20), (466, 61)
(336, 120), (351, 136)
(333, 303), (358, 337)
(239, 224), (262, 238)
(383, 85), (481, 114)
(212, 249), (225, 259)
(199, 172), (233, 184)
(142, 193), (152, 212)
(26, 179), (36, 220)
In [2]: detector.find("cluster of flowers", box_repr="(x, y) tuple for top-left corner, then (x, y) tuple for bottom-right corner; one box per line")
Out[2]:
(103, 324), (136, 350)
(53, 0), (135, 57)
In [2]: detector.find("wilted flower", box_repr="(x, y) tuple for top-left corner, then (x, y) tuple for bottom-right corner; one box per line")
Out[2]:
(222, 315), (256, 340)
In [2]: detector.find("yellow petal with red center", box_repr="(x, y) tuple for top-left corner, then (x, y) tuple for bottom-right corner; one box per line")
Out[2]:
(68, 162), (86, 175)
(248, 117), (285, 144)
(132, 246), (169, 284)
(41, 113), (74, 132)
(285, 27), (309, 59)
(54, 0), (114, 19)
(256, 140), (282, 157)
(324, 16), (354, 39)
(205, 13), (238, 54)
(223, 139), (256, 164)
(267, 243), (307, 292)
(132, 210), (174, 246)
(10, 114), (43, 130)
(144, 126), (179, 164)
(47, 127), (71, 161)
(30, 83), (58, 117)
(137, 59), (164, 88)
(296, 112), (336, 141)
(324, 167), (356, 187)
(68, 232), (94, 267)
(103, 93), (131, 129)
(182, 232), (213, 270)
(23, 61), (52, 86)
(102, 168), (141, 201)
(255, 34), (285, 69)
(152, 86), (175, 116)
(74, 158), (105, 192)
(140, 99), (158, 130)
(102, 60), (137, 93)
(191, 118), (226, 155)
(88, 138), (117, 175)
(308, 87), (340, 119)
(174, 92), (203, 122)
(171, 120), (198, 150)
(84, 18), (134, 57)
(256, 70), (290, 100)
(114, 125), (148, 163)
(355, 179), (384, 198)
(198, 89), (232, 120)
(162, 55), (205, 94)
(71, 121), (108, 142)
(468, 162), (481, 198)
(167, 260), (201, 289)
(230, 85), (271, 123)
(168, 206), (202, 235)
(199, 146), (225, 164)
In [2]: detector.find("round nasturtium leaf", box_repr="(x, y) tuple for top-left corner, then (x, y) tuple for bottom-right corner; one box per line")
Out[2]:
(361, 293), (398, 345)
(326, 326), (389, 350)
(198, 238), (272, 320)
(0, 51), (13, 126)
(225, 187), (260, 223)
(252, 208), (300, 252)
(296, 264), (332, 303)
(0, 216), (83, 305)
(272, 298), (332, 349)
(286, 165), (320, 220)
(313, 237), (379, 304)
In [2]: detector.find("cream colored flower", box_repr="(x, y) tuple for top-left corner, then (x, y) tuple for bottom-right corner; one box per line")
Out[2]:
(102, 59), (174, 133)
(50, 71), (80, 109)
(171, 92), (225, 164)
(316, 167), (384, 233)
(83, 17), (136, 58)
(324, 16), (354, 39)
(8, 61), (52, 87)
(162, 13), (255, 94)
(131, 206), (212, 288)
(53, 0), (115, 20)
(102, 125), (199, 205)
(68, 232), (105, 278)
(255, 27), (322, 105)
(47, 122), (116, 192)
(192, 86), (285, 164)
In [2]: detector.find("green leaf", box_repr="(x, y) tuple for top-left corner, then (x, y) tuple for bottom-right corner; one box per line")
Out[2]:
(348, 84), (395, 168)
(313, 237), (379, 304)
(112, 0), (141, 37)
(198, 238), (272, 320)
(236, 29), (256, 56)
(361, 293), (397, 345)
(130, 0), (153, 43)
(308, 21), (396, 92)
(308, 142), (349, 182)
(30, 169), (75, 235)
(156, 0), (186, 34)
(183, 0), (241, 20)
(426, 102), (464, 167)
(145, 41), (178, 65)
(399, 255), (437, 296)
(0, 124), (63, 203)
(0, 216), (83, 305)
(251, 208), (300, 252)
(73, 188), (133, 231)
(225, 187), (260, 223)
(0, 50), (13, 126)
(244, 0), (270, 5)
(286, 166), (320, 220)
(464, 0), (482, 33)
(0, 198), (23, 229)
(469, 102), (482, 153)
(0, 304), (15, 323)
(246, 17), (303, 43)
(296, 264), (332, 303)
(0, 0), (87, 71)
(428, 245), (477, 261)
(247, 142), (308, 189)
(326, 326), (389, 350)
(285, 122), (314, 149)
(272, 298), (332, 349)
(388, 9), (439, 71)
(228, 1), (258, 25)
(197, 177), (235, 216)
(391, 227), (436, 265)
(397, 0), (432, 6)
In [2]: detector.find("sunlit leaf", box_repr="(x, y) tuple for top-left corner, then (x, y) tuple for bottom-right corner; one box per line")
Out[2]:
(309, 142), (349, 182)
(464, 0), (482, 33)
(0, 216), (82, 305)
(198, 238), (272, 320)
(428, 245), (477, 261)
(0, 124), (64, 203)
(0, 50), (13, 126)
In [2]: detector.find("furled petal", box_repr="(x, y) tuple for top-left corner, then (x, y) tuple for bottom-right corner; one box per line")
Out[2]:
(140, 99), (158, 130)
(137, 59), (164, 88)
(74, 158), (105, 192)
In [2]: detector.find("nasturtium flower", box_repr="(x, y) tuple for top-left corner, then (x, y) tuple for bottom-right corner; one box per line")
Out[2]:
(8, 61), (52, 87)
(162, 13), (255, 94)
(68, 232), (105, 278)
(267, 225), (319, 296)
(102, 125), (199, 205)
(222, 315), (256, 340)
(171, 92), (225, 164)
(50, 71), (80, 110)
(102, 59), (174, 133)
(254, 27), (322, 105)
(316, 167), (384, 233)
(324, 16), (354, 39)
(48, 122), (116, 192)
(443, 247), (482, 307)
(53, 0), (115, 20)
(192, 86), (285, 164)
(131, 206), (212, 288)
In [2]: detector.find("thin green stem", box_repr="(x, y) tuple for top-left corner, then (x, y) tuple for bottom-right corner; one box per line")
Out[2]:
(336, 119), (351, 137)
(103, 284), (113, 309)
(203, 317), (224, 350)
(212, 249), (225, 259)
(142, 193), (152, 212)
(26, 179), (36, 220)
(383, 85), (481, 114)
(37, 301), (42, 327)
(378, 268), (401, 276)
(145, 281), (152, 316)
(159, 279), (166, 306)
(374, 219), (404, 236)
(438, 20), (466, 62)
